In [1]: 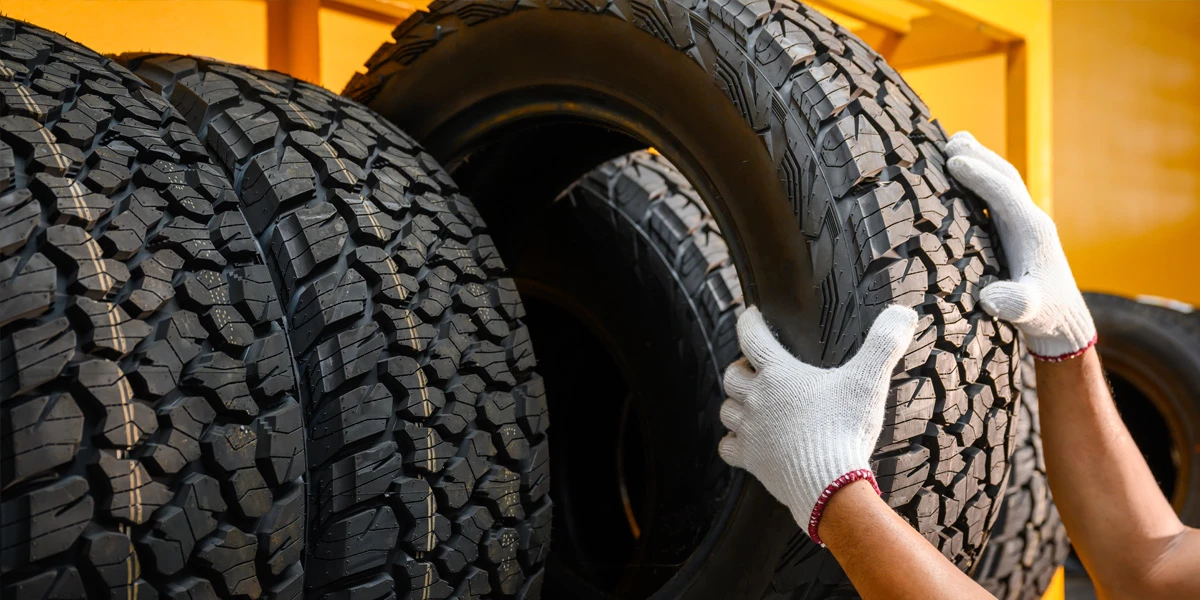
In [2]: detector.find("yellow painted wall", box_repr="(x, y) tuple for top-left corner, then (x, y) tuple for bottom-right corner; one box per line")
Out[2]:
(2, 0), (268, 69)
(1053, 0), (1200, 304)
(901, 53), (1008, 159)
(319, 7), (397, 92)
(913, 0), (1054, 214)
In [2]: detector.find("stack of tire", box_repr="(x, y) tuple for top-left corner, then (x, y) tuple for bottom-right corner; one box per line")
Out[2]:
(5, 0), (1134, 597)
(1, 17), (544, 600)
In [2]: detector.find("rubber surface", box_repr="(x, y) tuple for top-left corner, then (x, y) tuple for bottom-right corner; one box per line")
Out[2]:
(122, 54), (548, 600)
(349, 2), (1022, 593)
(973, 352), (1069, 600)
(551, 149), (1017, 597)
(1085, 292), (1200, 525)
(519, 151), (745, 595)
(0, 19), (305, 600)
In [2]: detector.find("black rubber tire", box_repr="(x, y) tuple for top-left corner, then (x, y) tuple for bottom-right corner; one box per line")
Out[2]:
(349, 3), (1021, 596)
(973, 352), (1070, 600)
(0, 19), (305, 600)
(121, 54), (548, 600)
(1085, 292), (1200, 524)
(540, 149), (1015, 597)
(515, 152), (745, 597)
(561, 152), (1071, 600)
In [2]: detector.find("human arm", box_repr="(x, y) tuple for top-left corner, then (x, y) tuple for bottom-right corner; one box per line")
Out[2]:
(720, 306), (994, 600)
(818, 480), (995, 600)
(1037, 350), (1200, 599)
(945, 132), (1200, 599)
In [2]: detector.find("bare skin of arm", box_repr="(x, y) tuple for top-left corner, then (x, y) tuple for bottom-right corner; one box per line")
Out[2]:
(1037, 348), (1200, 599)
(817, 480), (994, 600)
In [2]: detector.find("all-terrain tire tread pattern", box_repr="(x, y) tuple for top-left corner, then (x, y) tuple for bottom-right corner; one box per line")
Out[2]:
(972, 351), (1069, 600)
(348, 2), (1021, 594)
(0, 18), (303, 600)
(121, 53), (546, 600)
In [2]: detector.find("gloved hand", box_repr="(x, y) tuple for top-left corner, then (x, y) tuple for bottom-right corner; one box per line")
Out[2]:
(719, 305), (919, 544)
(946, 131), (1097, 361)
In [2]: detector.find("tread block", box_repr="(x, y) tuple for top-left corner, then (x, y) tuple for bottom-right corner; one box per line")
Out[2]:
(183, 352), (258, 418)
(245, 331), (294, 401)
(1, 392), (84, 486)
(308, 383), (392, 468)
(269, 203), (346, 294)
(0, 253), (55, 326)
(144, 395), (214, 475)
(196, 524), (261, 598)
(257, 484), (305, 577)
(3, 316), (76, 397)
(474, 466), (523, 521)
(1, 476), (93, 570)
(74, 358), (157, 450)
(292, 269), (370, 354)
(256, 397), (306, 486)
(125, 250), (181, 318)
(380, 355), (444, 419)
(314, 442), (402, 521)
(305, 324), (386, 398)
(307, 507), (399, 588)
(0, 188), (41, 258)
(139, 473), (225, 575)
(392, 475), (450, 553)
(202, 423), (273, 518)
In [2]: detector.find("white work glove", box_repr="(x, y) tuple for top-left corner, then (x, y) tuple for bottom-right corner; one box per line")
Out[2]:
(719, 305), (919, 544)
(946, 132), (1096, 361)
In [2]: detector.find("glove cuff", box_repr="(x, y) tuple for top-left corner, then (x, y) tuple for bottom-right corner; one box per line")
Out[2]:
(805, 469), (881, 546)
(1025, 300), (1097, 361)
(1030, 333), (1097, 362)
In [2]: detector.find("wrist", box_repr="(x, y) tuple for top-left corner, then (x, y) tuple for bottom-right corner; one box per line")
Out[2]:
(802, 468), (881, 546)
(812, 476), (884, 547)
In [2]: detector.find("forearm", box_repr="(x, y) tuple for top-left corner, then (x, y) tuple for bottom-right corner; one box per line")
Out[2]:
(1037, 349), (1194, 597)
(818, 481), (993, 600)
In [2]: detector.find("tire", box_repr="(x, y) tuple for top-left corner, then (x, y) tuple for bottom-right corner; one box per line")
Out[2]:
(973, 352), (1069, 600)
(0, 19), (305, 600)
(350, 3), (1021, 596)
(1085, 292), (1200, 524)
(515, 152), (745, 598)
(121, 54), (549, 599)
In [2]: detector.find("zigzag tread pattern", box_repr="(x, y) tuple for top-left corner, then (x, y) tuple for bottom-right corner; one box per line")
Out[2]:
(0, 17), (303, 600)
(122, 53), (548, 600)
(346, 0), (1021, 595)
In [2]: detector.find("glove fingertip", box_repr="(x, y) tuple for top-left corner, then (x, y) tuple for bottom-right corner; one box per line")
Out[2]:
(737, 306), (786, 368)
(946, 131), (978, 156)
(981, 280), (1041, 324)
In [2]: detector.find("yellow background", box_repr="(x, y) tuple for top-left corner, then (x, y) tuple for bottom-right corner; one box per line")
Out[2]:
(4, 0), (1197, 305)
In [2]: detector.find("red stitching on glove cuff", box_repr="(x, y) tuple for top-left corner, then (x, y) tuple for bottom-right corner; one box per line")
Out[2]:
(807, 469), (881, 546)
(1030, 334), (1098, 363)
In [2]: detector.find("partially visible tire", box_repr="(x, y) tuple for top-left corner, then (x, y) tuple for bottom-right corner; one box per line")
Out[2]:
(350, 3), (1023, 596)
(0, 19), (305, 600)
(121, 54), (548, 599)
(972, 353), (1069, 600)
(1085, 292), (1200, 524)
(513, 152), (743, 597)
